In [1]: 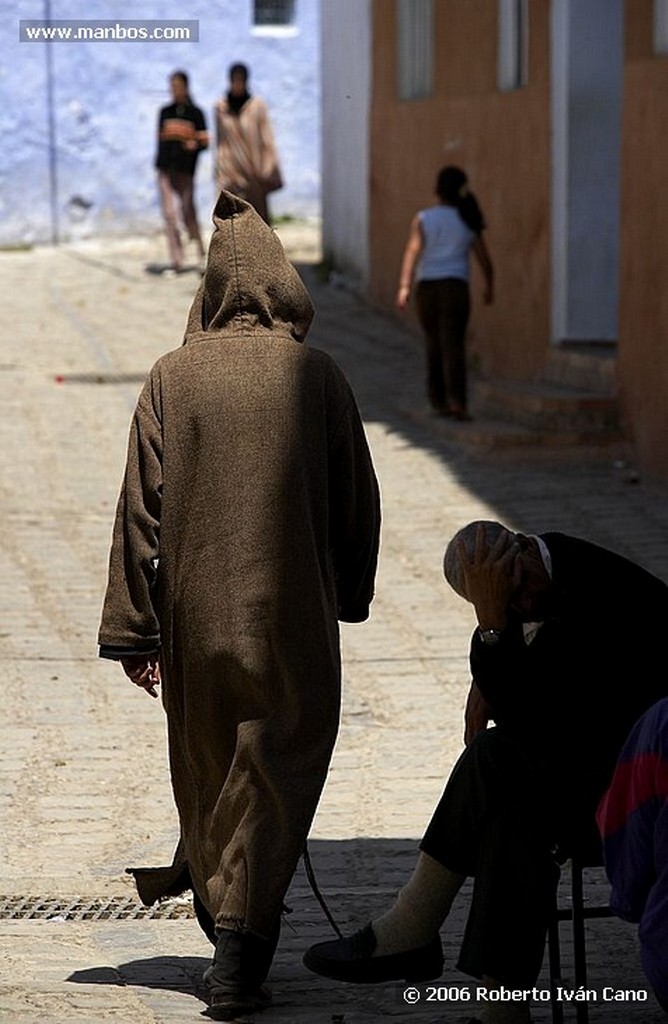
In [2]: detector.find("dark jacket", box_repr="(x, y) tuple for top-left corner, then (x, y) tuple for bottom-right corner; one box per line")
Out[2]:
(597, 698), (668, 1000)
(470, 532), (668, 841)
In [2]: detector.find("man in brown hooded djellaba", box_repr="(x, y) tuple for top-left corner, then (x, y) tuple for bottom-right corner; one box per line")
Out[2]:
(97, 190), (381, 1017)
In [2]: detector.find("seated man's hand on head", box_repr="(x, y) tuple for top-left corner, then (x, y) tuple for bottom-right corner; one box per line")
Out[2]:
(455, 523), (521, 630)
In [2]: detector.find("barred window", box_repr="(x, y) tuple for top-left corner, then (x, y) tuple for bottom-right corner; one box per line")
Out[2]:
(254, 0), (295, 26)
(396, 0), (434, 101)
(498, 0), (529, 91)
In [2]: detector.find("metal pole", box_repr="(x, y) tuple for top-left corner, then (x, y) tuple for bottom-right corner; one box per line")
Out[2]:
(44, 0), (60, 244)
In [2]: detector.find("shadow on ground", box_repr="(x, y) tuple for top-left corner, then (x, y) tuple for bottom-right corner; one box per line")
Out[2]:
(63, 837), (659, 1023)
(68, 955), (208, 997)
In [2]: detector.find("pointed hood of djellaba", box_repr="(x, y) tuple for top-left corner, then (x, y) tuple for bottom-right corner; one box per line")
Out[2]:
(183, 190), (314, 344)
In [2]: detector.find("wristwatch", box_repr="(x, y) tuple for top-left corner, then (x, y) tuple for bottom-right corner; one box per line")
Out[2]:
(478, 627), (503, 646)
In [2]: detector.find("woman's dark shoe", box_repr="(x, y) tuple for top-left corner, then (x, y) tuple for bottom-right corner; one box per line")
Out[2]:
(303, 923), (443, 983)
(449, 407), (473, 421)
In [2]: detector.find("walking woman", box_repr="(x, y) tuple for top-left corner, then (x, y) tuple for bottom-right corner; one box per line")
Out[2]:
(396, 166), (494, 420)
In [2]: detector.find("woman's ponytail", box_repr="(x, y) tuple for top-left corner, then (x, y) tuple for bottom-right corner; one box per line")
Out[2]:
(435, 165), (486, 234)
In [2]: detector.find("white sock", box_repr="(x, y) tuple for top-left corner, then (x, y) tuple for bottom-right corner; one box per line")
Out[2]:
(371, 852), (464, 956)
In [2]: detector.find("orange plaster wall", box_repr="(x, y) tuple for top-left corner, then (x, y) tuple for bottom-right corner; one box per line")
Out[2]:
(624, 0), (654, 60)
(618, 57), (668, 478)
(369, 0), (552, 381)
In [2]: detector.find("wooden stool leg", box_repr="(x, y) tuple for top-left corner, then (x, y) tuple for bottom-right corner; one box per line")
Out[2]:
(548, 912), (565, 1024)
(571, 861), (590, 1024)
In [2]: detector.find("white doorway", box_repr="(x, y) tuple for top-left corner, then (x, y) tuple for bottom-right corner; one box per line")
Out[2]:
(550, 0), (624, 344)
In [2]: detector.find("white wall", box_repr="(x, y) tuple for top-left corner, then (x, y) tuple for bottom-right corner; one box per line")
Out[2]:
(320, 0), (371, 288)
(1, 0), (321, 245)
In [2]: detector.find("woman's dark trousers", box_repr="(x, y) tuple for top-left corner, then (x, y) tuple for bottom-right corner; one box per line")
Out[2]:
(415, 278), (470, 414)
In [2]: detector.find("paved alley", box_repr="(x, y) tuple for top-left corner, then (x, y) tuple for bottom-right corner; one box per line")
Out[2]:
(1, 222), (667, 1023)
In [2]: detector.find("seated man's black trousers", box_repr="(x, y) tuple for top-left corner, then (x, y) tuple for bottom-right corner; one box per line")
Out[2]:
(420, 727), (561, 987)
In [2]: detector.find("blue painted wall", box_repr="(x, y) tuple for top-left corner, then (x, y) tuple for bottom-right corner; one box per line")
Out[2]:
(1, 0), (320, 245)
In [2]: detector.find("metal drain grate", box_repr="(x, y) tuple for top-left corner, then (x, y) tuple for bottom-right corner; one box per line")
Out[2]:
(0, 895), (195, 921)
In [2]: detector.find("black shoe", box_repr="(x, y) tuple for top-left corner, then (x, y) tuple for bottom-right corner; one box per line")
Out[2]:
(303, 923), (443, 983)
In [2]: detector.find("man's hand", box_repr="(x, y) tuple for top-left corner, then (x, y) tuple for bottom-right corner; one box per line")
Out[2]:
(457, 524), (520, 629)
(120, 653), (161, 698)
(464, 680), (491, 746)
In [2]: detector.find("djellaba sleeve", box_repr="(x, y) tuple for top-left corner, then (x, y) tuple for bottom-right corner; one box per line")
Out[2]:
(327, 382), (381, 623)
(98, 367), (163, 659)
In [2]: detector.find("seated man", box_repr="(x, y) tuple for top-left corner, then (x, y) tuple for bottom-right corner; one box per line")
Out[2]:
(304, 521), (668, 1024)
(597, 697), (668, 1014)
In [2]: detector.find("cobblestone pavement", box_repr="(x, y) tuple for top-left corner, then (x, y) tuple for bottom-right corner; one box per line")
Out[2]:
(1, 222), (668, 1023)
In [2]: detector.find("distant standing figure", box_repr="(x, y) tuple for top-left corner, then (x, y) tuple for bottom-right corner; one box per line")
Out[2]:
(156, 70), (209, 273)
(215, 62), (283, 224)
(396, 166), (494, 421)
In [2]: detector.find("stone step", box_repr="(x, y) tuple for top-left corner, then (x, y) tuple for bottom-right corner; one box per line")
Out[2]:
(542, 343), (617, 394)
(443, 417), (623, 450)
(472, 378), (621, 435)
(405, 407), (629, 455)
